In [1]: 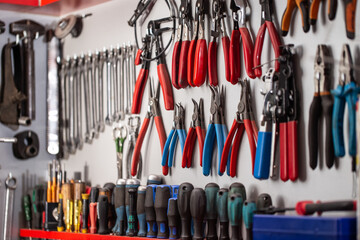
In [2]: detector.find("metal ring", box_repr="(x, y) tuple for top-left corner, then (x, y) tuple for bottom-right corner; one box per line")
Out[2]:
(5, 173), (16, 190)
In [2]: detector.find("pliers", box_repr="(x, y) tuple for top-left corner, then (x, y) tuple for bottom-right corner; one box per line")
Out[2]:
(280, 0), (310, 36)
(172, 0), (192, 89)
(188, 0), (209, 87)
(253, 0), (281, 78)
(202, 86), (229, 176)
(126, 116), (142, 179)
(220, 79), (258, 177)
(229, 0), (255, 84)
(308, 45), (334, 170)
(309, 0), (337, 24)
(162, 103), (187, 168)
(131, 78), (168, 176)
(208, 0), (230, 86)
(182, 98), (206, 168)
(113, 125), (128, 179)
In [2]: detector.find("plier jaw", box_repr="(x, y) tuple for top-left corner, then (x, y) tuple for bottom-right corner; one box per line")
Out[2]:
(178, 0), (192, 41)
(147, 78), (161, 118)
(209, 85), (224, 124)
(174, 103), (186, 130)
(314, 45), (331, 94)
(260, 0), (274, 23)
(339, 44), (354, 86)
(230, 0), (248, 28)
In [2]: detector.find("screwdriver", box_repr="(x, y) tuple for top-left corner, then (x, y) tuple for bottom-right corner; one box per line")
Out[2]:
(23, 194), (32, 229)
(190, 188), (206, 240)
(81, 193), (90, 233)
(57, 193), (65, 232)
(228, 193), (243, 240)
(104, 182), (116, 230)
(147, 174), (163, 185)
(205, 183), (219, 240)
(229, 183), (246, 239)
(155, 185), (171, 238)
(168, 196), (180, 239)
(243, 201), (256, 240)
(62, 183), (73, 232)
(98, 194), (109, 234)
(89, 187), (99, 233)
(51, 159), (57, 202)
(145, 185), (158, 237)
(47, 162), (52, 202)
(126, 179), (140, 236)
(128, 188), (138, 236)
(171, 185), (179, 198)
(32, 185), (45, 229)
(74, 181), (85, 233)
(112, 179), (126, 235)
(178, 182), (194, 240)
(137, 185), (147, 237)
(217, 188), (229, 240)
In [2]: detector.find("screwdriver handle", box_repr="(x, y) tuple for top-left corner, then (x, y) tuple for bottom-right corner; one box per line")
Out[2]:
(81, 194), (89, 233)
(228, 194), (243, 240)
(112, 182), (126, 235)
(155, 185), (171, 239)
(243, 201), (256, 240)
(125, 180), (140, 235)
(137, 186), (147, 237)
(128, 188), (138, 236)
(57, 194), (65, 232)
(168, 198), (180, 239)
(178, 183), (194, 240)
(217, 188), (229, 240)
(229, 183), (246, 201)
(205, 183), (219, 240)
(145, 185), (157, 237)
(89, 202), (97, 233)
(296, 200), (357, 215)
(23, 194), (32, 228)
(191, 188), (206, 240)
(97, 195), (109, 234)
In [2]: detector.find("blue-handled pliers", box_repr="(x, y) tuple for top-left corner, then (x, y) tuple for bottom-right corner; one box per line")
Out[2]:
(203, 85), (230, 176)
(162, 103), (187, 168)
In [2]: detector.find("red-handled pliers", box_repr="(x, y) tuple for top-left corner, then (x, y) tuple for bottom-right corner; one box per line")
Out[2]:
(172, 0), (192, 89)
(253, 0), (281, 78)
(229, 0), (255, 84)
(182, 98), (206, 168)
(208, 0), (230, 86)
(131, 78), (169, 176)
(220, 79), (258, 177)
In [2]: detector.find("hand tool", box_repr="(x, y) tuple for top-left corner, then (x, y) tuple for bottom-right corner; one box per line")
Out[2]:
(9, 20), (45, 120)
(253, 0), (281, 78)
(132, 78), (168, 176)
(51, 159), (57, 202)
(309, 0), (337, 26)
(162, 103), (187, 168)
(62, 183), (73, 232)
(220, 79), (258, 177)
(178, 182), (194, 240)
(23, 194), (32, 229)
(126, 116), (142, 179)
(98, 194), (109, 234)
(228, 193), (243, 240)
(113, 126), (128, 179)
(208, 0), (230, 86)
(105, 48), (115, 126)
(128, 0), (158, 27)
(188, 0), (209, 87)
(126, 44), (136, 114)
(89, 187), (99, 233)
(243, 201), (256, 240)
(308, 45), (334, 169)
(128, 188), (138, 236)
(64, 56), (73, 150)
(58, 193), (65, 232)
(98, 50), (106, 132)
(229, 0), (255, 83)
(155, 185), (171, 238)
(203, 86), (229, 176)
(112, 47), (120, 122)
(74, 181), (85, 232)
(32, 185), (45, 229)
(229, 182), (246, 239)
(117, 45), (126, 120)
(136, 185), (147, 236)
(126, 179), (140, 235)
(168, 196), (180, 239)
(217, 188), (229, 240)
(47, 162), (53, 203)
(205, 183), (219, 240)
(182, 98), (206, 168)
(81, 193), (90, 233)
(190, 188), (206, 240)
(342, 0), (357, 39)
(92, 50), (102, 131)
(172, 0), (192, 89)
(75, 56), (84, 150)
(103, 182), (116, 230)
(3, 173), (16, 240)
(89, 51), (100, 135)
(171, 185), (179, 198)
(112, 179), (126, 235)
(145, 185), (158, 237)
(295, 200), (357, 216)
(280, 0), (310, 36)
(68, 56), (77, 154)
(147, 174), (162, 185)
(82, 53), (94, 143)
(59, 58), (69, 158)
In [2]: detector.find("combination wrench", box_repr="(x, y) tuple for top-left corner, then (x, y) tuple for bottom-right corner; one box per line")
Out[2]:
(75, 56), (84, 150)
(90, 52), (99, 138)
(98, 50), (106, 132)
(112, 47), (120, 122)
(3, 173), (17, 240)
(60, 59), (69, 159)
(68, 56), (77, 154)
(83, 54), (94, 143)
(117, 45), (125, 121)
(105, 48), (114, 125)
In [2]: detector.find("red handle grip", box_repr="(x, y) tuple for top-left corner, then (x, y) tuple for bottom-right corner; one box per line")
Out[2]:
(244, 119), (256, 172)
(131, 117), (150, 176)
(187, 39), (197, 87)
(193, 39), (208, 87)
(288, 120), (298, 181)
(221, 36), (230, 82)
(221, 120), (239, 174)
(208, 41), (218, 86)
(131, 68), (149, 114)
(254, 24), (267, 78)
(266, 21), (281, 72)
(239, 27), (256, 79)
(178, 40), (190, 88)
(171, 41), (181, 89)
(154, 116), (168, 175)
(230, 125), (245, 177)
(187, 130), (197, 168)
(279, 122), (289, 181)
(89, 202), (97, 234)
(196, 126), (205, 167)
(135, 49), (142, 66)
(182, 127), (195, 168)
(251, 120), (259, 142)
(157, 64), (174, 111)
(229, 30), (241, 84)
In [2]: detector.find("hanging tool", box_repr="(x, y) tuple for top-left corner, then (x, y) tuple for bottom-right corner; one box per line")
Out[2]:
(155, 185), (172, 238)
(308, 45), (334, 169)
(280, 0), (310, 36)
(74, 181), (85, 233)
(188, 0), (209, 87)
(168, 195), (180, 239)
(23, 194), (32, 230)
(112, 179), (126, 235)
(137, 185), (147, 237)
(253, 0), (281, 78)
(182, 98), (206, 168)
(3, 173), (16, 240)
(145, 185), (158, 237)
(128, 0), (157, 27)
(190, 188), (206, 240)
(132, 78), (168, 176)
(89, 187), (99, 233)
(125, 179), (140, 235)
(0, 131), (39, 160)
(228, 193), (243, 240)
(172, 0), (192, 89)
(81, 193), (89, 233)
(128, 188), (138, 236)
(32, 185), (45, 229)
(203, 86), (229, 176)
(217, 188), (229, 240)
(342, 0), (357, 39)
(178, 182), (194, 240)
(209, 0), (230, 86)
(113, 126), (128, 179)
(229, 182), (246, 239)
(205, 183), (219, 240)
(98, 194), (109, 234)
(243, 200), (256, 240)
(229, 0), (255, 83)
(126, 116), (142, 179)
(309, 0), (337, 25)
(162, 103), (187, 169)
(220, 79), (258, 177)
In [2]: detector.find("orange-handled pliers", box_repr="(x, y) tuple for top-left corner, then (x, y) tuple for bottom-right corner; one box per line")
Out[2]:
(281, 0), (310, 36)
(309, 0), (338, 25)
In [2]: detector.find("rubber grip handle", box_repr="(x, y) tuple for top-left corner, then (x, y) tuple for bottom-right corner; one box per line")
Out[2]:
(228, 194), (243, 240)
(205, 183), (219, 240)
(244, 119), (257, 172)
(299, 0), (310, 33)
(208, 41), (219, 86)
(182, 127), (195, 168)
(168, 131), (179, 168)
(137, 188), (147, 237)
(132, 117), (150, 176)
(155, 185), (171, 239)
(187, 39), (197, 87)
(217, 189), (230, 240)
(344, 82), (358, 156)
(281, 0), (297, 36)
(97, 195), (109, 234)
(308, 96), (321, 169)
(127, 189), (138, 236)
(193, 39), (208, 87)
(253, 24), (266, 78)
(178, 40), (190, 88)
(113, 185), (126, 235)
(310, 0), (321, 24)
(162, 129), (175, 167)
(344, 0), (357, 39)
(145, 186), (157, 237)
(157, 64), (174, 111)
(296, 200), (357, 216)
(187, 131), (197, 168)
(331, 85), (346, 157)
(230, 125), (245, 177)
(221, 120), (239, 174)
(243, 201), (256, 231)
(178, 183), (194, 240)
(287, 121), (298, 181)
(203, 124), (216, 176)
(131, 68), (149, 114)
(215, 124), (226, 176)
(322, 94), (335, 168)
(239, 27), (256, 79)
(327, 0), (338, 20)
(154, 115), (169, 175)
(280, 122), (289, 182)
(90, 202), (97, 233)
(167, 198), (180, 239)
(190, 188), (206, 240)
(229, 30), (241, 84)
(177, 129), (187, 152)
(135, 49), (142, 65)
(266, 21), (281, 72)
(254, 131), (272, 179)
(196, 126), (205, 167)
(221, 36), (231, 82)
(172, 41), (181, 89)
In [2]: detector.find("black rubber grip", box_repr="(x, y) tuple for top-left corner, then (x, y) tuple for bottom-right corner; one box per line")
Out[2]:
(322, 94), (335, 168)
(219, 222), (230, 240)
(90, 187), (99, 203)
(145, 185), (157, 237)
(229, 183), (246, 200)
(308, 95), (321, 169)
(190, 188), (206, 240)
(328, 0), (338, 20)
(299, 1), (310, 32)
(178, 183), (194, 240)
(256, 193), (273, 210)
(128, 188), (138, 236)
(167, 198), (180, 239)
(305, 200), (356, 215)
(82, 197), (89, 232)
(155, 185), (171, 239)
(114, 185), (125, 209)
(97, 195), (109, 234)
(57, 197), (64, 229)
(230, 226), (240, 240)
(205, 183), (219, 240)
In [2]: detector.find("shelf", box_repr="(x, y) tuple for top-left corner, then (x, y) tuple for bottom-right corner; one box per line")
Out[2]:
(20, 229), (150, 240)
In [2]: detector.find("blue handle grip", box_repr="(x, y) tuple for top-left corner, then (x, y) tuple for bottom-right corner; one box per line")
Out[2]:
(221, 124), (231, 176)
(331, 85), (346, 157)
(243, 201), (256, 230)
(137, 213), (147, 236)
(177, 129), (187, 153)
(112, 206), (125, 234)
(344, 82), (359, 157)
(203, 124), (216, 176)
(168, 131), (179, 167)
(162, 129), (175, 166)
(215, 124), (225, 176)
(254, 131), (272, 179)
(171, 185), (179, 198)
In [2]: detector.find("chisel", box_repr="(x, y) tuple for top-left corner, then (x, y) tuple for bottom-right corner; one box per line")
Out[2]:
(178, 182), (194, 240)
(190, 188), (206, 240)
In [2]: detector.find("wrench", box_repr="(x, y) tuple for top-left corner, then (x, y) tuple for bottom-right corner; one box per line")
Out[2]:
(3, 173), (17, 240)
(98, 50), (106, 132)
(82, 54), (93, 143)
(125, 44), (131, 115)
(117, 45), (125, 120)
(60, 59), (69, 159)
(90, 51), (99, 138)
(105, 48), (114, 125)
(130, 44), (137, 112)
(92, 51), (101, 133)
(68, 56), (77, 154)
(113, 125), (127, 179)
(112, 47), (120, 122)
(76, 55), (84, 150)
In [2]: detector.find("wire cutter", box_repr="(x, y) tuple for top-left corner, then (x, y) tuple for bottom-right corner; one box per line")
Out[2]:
(308, 45), (334, 170)
(280, 0), (310, 36)
(172, 0), (192, 89)
(131, 78), (168, 176)
(309, 0), (337, 25)
(208, 0), (230, 86)
(182, 98), (206, 168)
(253, 0), (281, 78)
(188, 0), (209, 87)
(113, 125), (128, 179)
(229, 0), (255, 84)
(203, 86), (229, 176)
(220, 79), (258, 177)
(162, 103), (187, 168)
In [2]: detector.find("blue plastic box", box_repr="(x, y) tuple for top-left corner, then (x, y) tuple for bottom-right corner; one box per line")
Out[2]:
(253, 215), (356, 240)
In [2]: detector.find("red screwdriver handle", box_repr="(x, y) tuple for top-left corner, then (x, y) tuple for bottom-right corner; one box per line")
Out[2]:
(287, 120), (298, 181)
(229, 30), (241, 84)
(154, 116), (168, 175)
(171, 40), (181, 89)
(187, 39), (197, 87)
(157, 63), (174, 111)
(221, 120), (239, 174)
(132, 117), (150, 176)
(239, 27), (256, 79)
(221, 36), (230, 82)
(196, 126), (205, 167)
(178, 40), (190, 88)
(296, 200), (357, 216)
(193, 39), (208, 87)
(135, 49), (142, 65)
(89, 202), (97, 233)
(131, 68), (149, 114)
(208, 41), (218, 86)
(279, 122), (289, 181)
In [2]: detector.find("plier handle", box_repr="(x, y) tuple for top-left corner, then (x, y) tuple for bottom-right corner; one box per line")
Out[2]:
(309, 0), (337, 24)
(281, 0), (310, 36)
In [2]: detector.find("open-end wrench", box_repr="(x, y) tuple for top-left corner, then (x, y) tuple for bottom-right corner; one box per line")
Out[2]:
(130, 44), (136, 111)
(76, 55), (84, 150)
(83, 54), (94, 143)
(117, 45), (125, 121)
(105, 48), (114, 125)
(92, 51), (101, 133)
(125, 44), (132, 115)
(60, 58), (69, 159)
(98, 50), (106, 132)
(68, 56), (77, 154)
(88, 52), (99, 138)
(85, 53), (97, 139)
(3, 173), (17, 240)
(112, 46), (120, 122)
